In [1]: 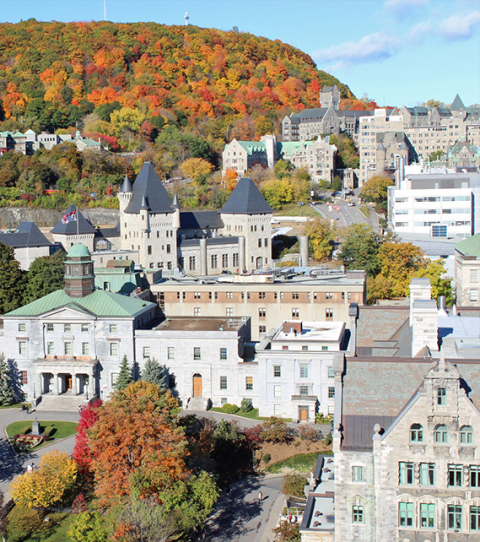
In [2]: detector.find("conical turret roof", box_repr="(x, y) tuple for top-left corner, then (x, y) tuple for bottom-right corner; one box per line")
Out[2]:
(125, 163), (173, 214)
(119, 174), (132, 193)
(220, 177), (272, 215)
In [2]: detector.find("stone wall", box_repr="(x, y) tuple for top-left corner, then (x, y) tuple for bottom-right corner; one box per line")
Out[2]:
(0, 207), (119, 228)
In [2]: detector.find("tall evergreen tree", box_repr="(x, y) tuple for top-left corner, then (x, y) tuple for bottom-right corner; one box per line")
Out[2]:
(0, 243), (26, 314)
(115, 355), (133, 391)
(0, 353), (15, 406)
(142, 357), (167, 390)
(24, 250), (66, 303)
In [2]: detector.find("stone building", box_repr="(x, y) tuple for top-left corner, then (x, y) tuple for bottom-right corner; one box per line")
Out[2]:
(455, 234), (480, 306)
(222, 135), (277, 177)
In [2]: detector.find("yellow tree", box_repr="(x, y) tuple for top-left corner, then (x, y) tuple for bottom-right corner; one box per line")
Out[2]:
(180, 158), (214, 186)
(262, 178), (293, 210)
(360, 175), (394, 203)
(110, 107), (145, 136)
(10, 450), (77, 510)
(303, 217), (337, 261)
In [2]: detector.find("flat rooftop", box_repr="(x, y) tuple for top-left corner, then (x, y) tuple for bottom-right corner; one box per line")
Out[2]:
(273, 321), (345, 343)
(155, 316), (247, 332)
(301, 456), (335, 533)
(155, 274), (364, 286)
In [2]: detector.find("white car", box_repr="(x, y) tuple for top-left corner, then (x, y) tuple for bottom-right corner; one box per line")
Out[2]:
(348, 201), (355, 207)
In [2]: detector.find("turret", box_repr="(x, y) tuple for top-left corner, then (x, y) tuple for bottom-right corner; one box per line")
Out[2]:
(172, 193), (181, 229)
(118, 174), (133, 215)
(139, 194), (150, 232)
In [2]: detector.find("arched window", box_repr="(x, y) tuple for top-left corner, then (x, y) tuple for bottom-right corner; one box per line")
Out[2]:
(410, 423), (424, 442)
(460, 426), (473, 445)
(435, 425), (449, 444)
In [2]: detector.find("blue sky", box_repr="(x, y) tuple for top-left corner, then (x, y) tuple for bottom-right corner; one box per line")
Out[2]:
(2, 0), (479, 107)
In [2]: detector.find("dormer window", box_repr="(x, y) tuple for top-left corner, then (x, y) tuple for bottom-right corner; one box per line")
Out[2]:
(437, 388), (446, 405)
(410, 423), (424, 442)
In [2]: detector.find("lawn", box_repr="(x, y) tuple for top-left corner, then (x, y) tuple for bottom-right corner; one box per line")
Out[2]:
(7, 508), (75, 542)
(0, 402), (25, 409)
(209, 407), (292, 422)
(358, 205), (371, 218)
(274, 204), (318, 218)
(265, 451), (333, 474)
(6, 421), (78, 440)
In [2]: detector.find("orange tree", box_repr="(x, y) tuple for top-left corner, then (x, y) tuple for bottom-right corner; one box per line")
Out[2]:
(87, 381), (187, 505)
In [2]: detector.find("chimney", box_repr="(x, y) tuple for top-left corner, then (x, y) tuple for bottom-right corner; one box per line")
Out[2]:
(411, 300), (439, 357)
(282, 321), (303, 335)
(409, 278), (432, 326)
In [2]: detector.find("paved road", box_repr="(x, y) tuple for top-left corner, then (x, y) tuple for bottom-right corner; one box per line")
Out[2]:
(203, 475), (284, 542)
(0, 408), (79, 496)
(313, 194), (380, 232)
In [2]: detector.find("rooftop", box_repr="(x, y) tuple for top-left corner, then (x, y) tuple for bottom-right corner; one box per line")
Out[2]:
(272, 321), (345, 344)
(455, 234), (480, 258)
(220, 177), (273, 215)
(155, 316), (248, 332)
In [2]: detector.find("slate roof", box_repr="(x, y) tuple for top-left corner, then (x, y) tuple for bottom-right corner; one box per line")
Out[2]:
(451, 94), (466, 111)
(125, 162), (173, 214)
(95, 224), (120, 238)
(51, 205), (96, 235)
(4, 288), (154, 318)
(0, 222), (51, 248)
(180, 211), (224, 230)
(455, 234), (480, 258)
(119, 174), (132, 193)
(356, 306), (409, 348)
(220, 177), (272, 215)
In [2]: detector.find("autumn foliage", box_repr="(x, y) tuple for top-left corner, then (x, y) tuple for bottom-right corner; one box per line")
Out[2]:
(72, 397), (102, 476)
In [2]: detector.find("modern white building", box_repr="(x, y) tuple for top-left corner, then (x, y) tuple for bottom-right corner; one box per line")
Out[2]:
(388, 171), (480, 238)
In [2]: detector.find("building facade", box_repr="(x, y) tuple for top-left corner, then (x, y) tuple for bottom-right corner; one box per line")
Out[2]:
(455, 235), (480, 306)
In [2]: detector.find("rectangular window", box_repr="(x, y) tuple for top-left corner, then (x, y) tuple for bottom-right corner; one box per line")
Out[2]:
(233, 253), (239, 267)
(81, 324), (88, 333)
(328, 367), (334, 378)
(194, 292), (201, 299)
(111, 373), (118, 386)
(352, 505), (363, 523)
(222, 254), (228, 268)
(211, 254), (217, 269)
(167, 347), (175, 360)
(302, 345), (308, 351)
(419, 463), (435, 486)
(292, 308), (299, 318)
(292, 292), (299, 300)
(82, 342), (89, 356)
(471, 289), (479, 302)
(220, 348), (227, 360)
(448, 465), (463, 487)
(189, 256), (196, 271)
(470, 506), (480, 531)
(109, 324), (117, 333)
(18, 323), (26, 332)
(399, 503), (414, 527)
(471, 269), (479, 282)
(259, 308), (266, 318)
(64, 342), (72, 355)
(470, 466), (480, 487)
(448, 505), (462, 530)
(47, 323), (54, 332)
(399, 462), (414, 485)
(110, 342), (118, 356)
(273, 365), (281, 377)
(226, 307), (233, 317)
(18, 341), (27, 355)
(246, 376), (253, 390)
(64, 324), (71, 333)
(300, 364), (309, 378)
(21, 370), (28, 385)
(420, 503), (435, 529)
(220, 376), (227, 390)
(274, 404), (282, 416)
(47, 342), (54, 355)
(194, 347), (201, 360)
(148, 245), (152, 255)
(194, 307), (201, 316)
(258, 292), (265, 300)
(143, 346), (150, 359)
(259, 325), (266, 334)
(437, 388), (446, 405)
(258, 239), (262, 248)
(274, 385), (281, 398)
(328, 386), (335, 398)
(325, 308), (333, 320)
(352, 466), (363, 482)
(300, 385), (309, 396)
(221, 397), (228, 406)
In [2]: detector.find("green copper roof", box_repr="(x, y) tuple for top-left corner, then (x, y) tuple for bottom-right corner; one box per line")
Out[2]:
(4, 289), (154, 318)
(238, 141), (267, 155)
(67, 243), (91, 258)
(455, 234), (480, 258)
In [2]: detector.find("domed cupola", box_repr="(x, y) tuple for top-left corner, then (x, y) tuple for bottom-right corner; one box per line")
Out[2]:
(64, 243), (95, 298)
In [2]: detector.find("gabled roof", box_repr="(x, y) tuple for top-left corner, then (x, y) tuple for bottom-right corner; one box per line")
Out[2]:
(451, 94), (466, 111)
(220, 177), (272, 215)
(125, 162), (173, 214)
(4, 288), (154, 318)
(455, 234), (480, 258)
(51, 204), (96, 235)
(0, 221), (51, 248)
(180, 211), (224, 230)
(237, 141), (267, 155)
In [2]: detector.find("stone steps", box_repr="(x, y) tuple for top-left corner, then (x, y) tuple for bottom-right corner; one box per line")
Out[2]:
(185, 396), (209, 411)
(36, 394), (89, 412)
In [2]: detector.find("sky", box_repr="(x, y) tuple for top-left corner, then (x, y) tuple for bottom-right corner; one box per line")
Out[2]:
(1, 0), (479, 108)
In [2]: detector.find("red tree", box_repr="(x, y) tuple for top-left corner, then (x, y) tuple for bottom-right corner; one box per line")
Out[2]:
(72, 398), (102, 476)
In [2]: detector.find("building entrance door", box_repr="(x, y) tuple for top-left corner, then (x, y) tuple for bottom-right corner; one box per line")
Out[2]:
(299, 407), (308, 422)
(193, 374), (202, 397)
(66, 374), (72, 391)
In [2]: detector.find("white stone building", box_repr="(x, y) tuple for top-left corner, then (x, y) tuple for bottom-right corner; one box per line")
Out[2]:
(455, 234), (480, 306)
(0, 221), (55, 270)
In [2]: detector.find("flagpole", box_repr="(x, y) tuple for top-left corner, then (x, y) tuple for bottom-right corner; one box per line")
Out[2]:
(76, 205), (79, 243)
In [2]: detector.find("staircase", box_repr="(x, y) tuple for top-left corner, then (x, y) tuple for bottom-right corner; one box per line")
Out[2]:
(35, 394), (90, 412)
(185, 396), (209, 411)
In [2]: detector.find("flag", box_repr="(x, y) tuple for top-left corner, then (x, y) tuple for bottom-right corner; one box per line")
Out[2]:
(61, 209), (77, 224)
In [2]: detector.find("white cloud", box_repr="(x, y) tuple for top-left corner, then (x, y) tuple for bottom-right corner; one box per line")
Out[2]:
(384, 0), (430, 18)
(440, 10), (480, 40)
(409, 20), (435, 42)
(313, 32), (402, 68)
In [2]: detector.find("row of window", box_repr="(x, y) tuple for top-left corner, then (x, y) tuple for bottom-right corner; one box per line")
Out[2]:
(409, 422), (474, 444)
(142, 347), (229, 362)
(273, 366), (334, 378)
(18, 340), (119, 357)
(21, 323), (119, 333)
(399, 463), (480, 488)
(190, 306), (335, 320)
(220, 376), (253, 391)
(176, 291), (351, 301)
(273, 384), (334, 398)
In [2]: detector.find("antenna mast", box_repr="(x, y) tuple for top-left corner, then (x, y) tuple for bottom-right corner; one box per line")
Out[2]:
(184, 12), (190, 25)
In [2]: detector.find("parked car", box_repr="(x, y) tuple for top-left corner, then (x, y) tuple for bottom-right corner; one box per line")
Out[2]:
(348, 201), (355, 207)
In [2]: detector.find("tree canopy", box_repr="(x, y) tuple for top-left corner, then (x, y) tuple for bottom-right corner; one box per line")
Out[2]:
(0, 242), (27, 314)
(303, 217), (337, 261)
(359, 175), (394, 203)
(24, 250), (66, 303)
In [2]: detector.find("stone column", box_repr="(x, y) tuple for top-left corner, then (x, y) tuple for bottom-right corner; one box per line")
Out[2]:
(199, 238), (207, 275)
(53, 372), (59, 395)
(89, 370), (95, 397)
(37, 373), (43, 396)
(72, 373), (77, 396)
(299, 236), (309, 268)
(238, 236), (246, 272)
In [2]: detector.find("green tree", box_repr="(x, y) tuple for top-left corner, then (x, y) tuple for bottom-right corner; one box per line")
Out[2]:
(338, 224), (382, 277)
(332, 176), (342, 191)
(282, 474), (307, 498)
(110, 107), (145, 136)
(68, 511), (108, 542)
(329, 133), (359, 169)
(262, 417), (289, 443)
(273, 522), (300, 542)
(0, 354), (16, 406)
(24, 250), (66, 303)
(0, 243), (26, 314)
(416, 259), (454, 304)
(360, 175), (394, 203)
(274, 159), (294, 180)
(142, 357), (167, 390)
(303, 217), (337, 261)
(428, 150), (445, 162)
(262, 178), (293, 209)
(115, 355), (133, 391)
(318, 179), (331, 194)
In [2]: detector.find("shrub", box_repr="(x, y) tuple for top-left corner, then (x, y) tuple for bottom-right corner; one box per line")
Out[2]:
(222, 404), (239, 414)
(42, 434), (50, 442)
(72, 493), (88, 514)
(298, 425), (320, 442)
(240, 398), (253, 412)
(13, 433), (20, 441)
(42, 426), (55, 437)
(262, 417), (290, 443)
(315, 413), (333, 425)
(262, 453), (271, 464)
(19, 427), (30, 436)
(324, 433), (333, 446)
(282, 474), (307, 498)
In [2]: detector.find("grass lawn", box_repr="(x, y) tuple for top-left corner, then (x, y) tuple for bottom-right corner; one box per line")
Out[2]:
(359, 205), (371, 218)
(7, 508), (75, 542)
(209, 407), (292, 422)
(6, 421), (78, 440)
(274, 204), (318, 218)
(0, 402), (25, 409)
(265, 451), (333, 474)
